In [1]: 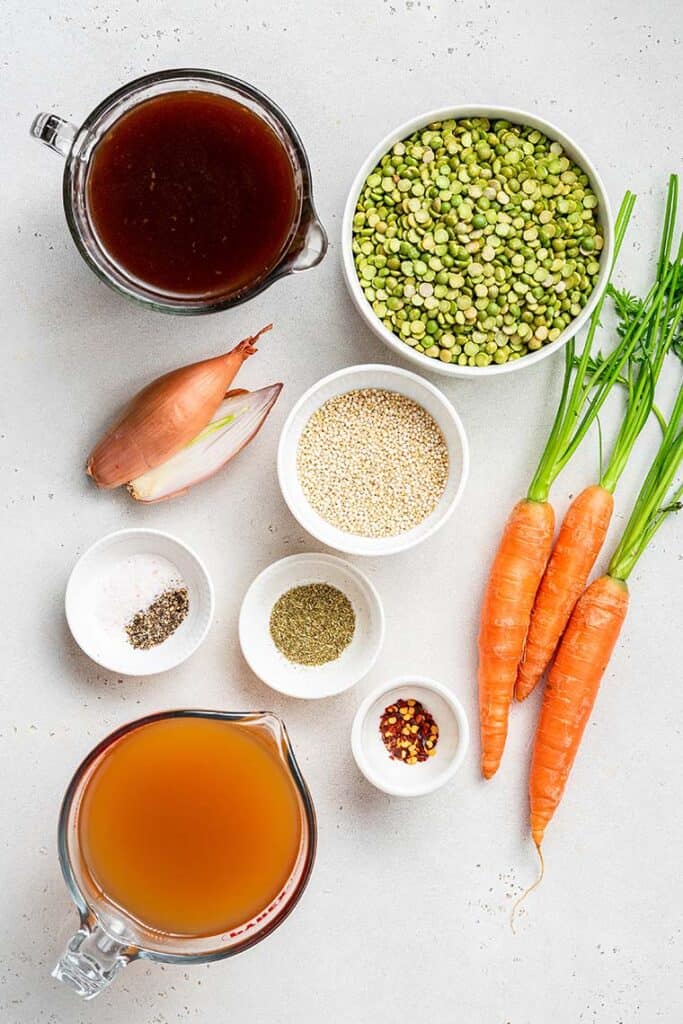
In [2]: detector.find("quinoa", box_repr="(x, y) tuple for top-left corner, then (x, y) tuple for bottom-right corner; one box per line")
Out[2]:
(296, 388), (449, 537)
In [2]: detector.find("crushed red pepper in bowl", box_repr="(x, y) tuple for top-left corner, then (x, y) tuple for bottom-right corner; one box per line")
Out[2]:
(379, 698), (439, 764)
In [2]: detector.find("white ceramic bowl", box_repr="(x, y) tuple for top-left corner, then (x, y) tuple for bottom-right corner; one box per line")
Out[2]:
(342, 105), (613, 378)
(65, 528), (214, 676)
(239, 553), (384, 698)
(277, 364), (469, 556)
(351, 675), (470, 797)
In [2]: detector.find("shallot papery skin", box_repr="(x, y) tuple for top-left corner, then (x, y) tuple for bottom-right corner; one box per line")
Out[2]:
(86, 325), (271, 489)
(127, 383), (283, 503)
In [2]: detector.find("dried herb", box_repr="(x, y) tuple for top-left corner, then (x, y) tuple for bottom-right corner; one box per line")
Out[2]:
(379, 698), (439, 764)
(269, 583), (355, 666)
(125, 587), (189, 650)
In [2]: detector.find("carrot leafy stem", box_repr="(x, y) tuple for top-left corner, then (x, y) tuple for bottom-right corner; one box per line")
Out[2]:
(527, 192), (637, 503)
(608, 376), (683, 581)
(528, 176), (683, 503)
(600, 177), (682, 491)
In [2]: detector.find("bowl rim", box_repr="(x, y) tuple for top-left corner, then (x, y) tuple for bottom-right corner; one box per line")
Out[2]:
(276, 363), (470, 556)
(341, 103), (614, 379)
(64, 527), (215, 676)
(238, 552), (386, 698)
(351, 674), (471, 796)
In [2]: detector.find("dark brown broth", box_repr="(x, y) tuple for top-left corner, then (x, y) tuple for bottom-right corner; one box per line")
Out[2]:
(86, 91), (299, 300)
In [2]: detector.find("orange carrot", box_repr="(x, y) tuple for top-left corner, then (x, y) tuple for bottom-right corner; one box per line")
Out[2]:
(517, 178), (683, 704)
(529, 574), (629, 847)
(530, 356), (683, 848)
(478, 499), (555, 779)
(515, 485), (614, 701)
(476, 194), (638, 780)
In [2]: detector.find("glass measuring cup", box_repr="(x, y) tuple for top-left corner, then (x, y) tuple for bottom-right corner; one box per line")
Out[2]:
(31, 69), (327, 313)
(53, 709), (316, 999)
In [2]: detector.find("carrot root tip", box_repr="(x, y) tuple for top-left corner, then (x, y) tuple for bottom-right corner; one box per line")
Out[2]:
(510, 842), (545, 935)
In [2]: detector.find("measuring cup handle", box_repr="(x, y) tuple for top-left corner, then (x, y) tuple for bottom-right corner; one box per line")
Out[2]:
(53, 919), (132, 999)
(30, 113), (77, 158)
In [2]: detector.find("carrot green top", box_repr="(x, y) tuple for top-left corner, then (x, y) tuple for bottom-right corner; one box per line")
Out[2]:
(608, 382), (683, 581)
(527, 180), (683, 504)
(600, 175), (683, 493)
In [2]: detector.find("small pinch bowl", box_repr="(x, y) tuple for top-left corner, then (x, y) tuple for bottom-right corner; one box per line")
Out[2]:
(65, 528), (214, 676)
(277, 364), (469, 556)
(351, 675), (470, 797)
(341, 105), (614, 378)
(239, 553), (385, 698)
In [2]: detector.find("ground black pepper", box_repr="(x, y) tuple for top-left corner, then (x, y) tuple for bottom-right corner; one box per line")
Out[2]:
(125, 586), (189, 650)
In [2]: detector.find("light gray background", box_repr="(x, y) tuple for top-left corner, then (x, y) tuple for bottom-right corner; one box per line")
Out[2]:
(2, 1), (682, 1021)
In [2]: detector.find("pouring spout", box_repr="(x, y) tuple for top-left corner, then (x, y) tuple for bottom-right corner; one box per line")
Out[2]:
(284, 207), (328, 273)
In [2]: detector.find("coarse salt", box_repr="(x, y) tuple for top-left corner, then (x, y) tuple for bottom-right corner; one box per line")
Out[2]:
(93, 553), (185, 641)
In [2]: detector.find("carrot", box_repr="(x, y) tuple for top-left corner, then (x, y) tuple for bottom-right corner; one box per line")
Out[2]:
(529, 574), (628, 847)
(516, 176), (683, 702)
(516, 486), (614, 702)
(477, 194), (639, 778)
(529, 374), (683, 848)
(478, 500), (555, 779)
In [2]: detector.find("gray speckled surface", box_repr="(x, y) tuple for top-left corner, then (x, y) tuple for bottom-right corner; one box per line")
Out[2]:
(1, 1), (682, 1021)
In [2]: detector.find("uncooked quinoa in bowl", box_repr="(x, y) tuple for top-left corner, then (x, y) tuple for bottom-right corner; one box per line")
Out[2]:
(342, 106), (613, 378)
(297, 387), (449, 538)
(277, 364), (470, 556)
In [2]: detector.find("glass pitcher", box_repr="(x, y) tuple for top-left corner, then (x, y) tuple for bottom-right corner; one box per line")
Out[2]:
(30, 69), (327, 313)
(53, 709), (316, 999)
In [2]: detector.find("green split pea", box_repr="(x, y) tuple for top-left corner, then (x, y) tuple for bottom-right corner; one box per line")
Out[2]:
(352, 118), (604, 367)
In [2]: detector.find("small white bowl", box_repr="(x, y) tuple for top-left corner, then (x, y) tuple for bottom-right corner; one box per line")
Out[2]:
(65, 528), (214, 676)
(342, 105), (613, 379)
(239, 553), (384, 698)
(277, 364), (469, 556)
(351, 676), (470, 797)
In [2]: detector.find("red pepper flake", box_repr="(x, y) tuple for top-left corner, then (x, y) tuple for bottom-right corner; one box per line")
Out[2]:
(379, 698), (439, 764)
